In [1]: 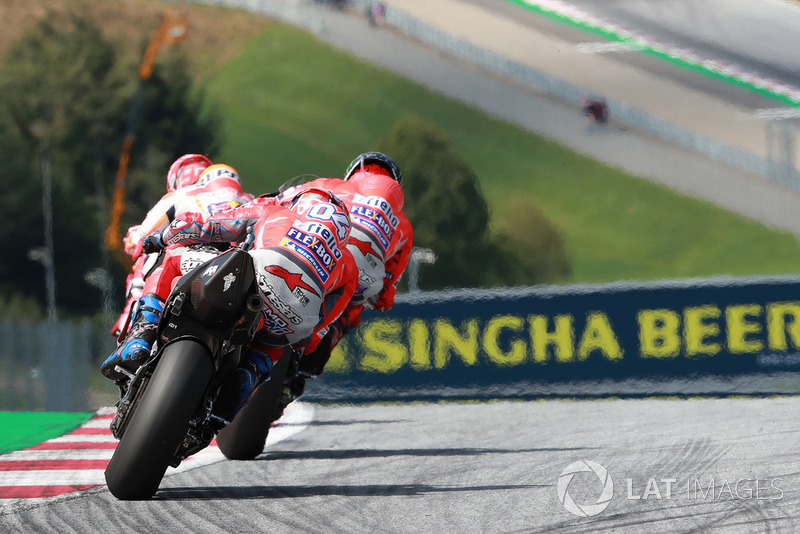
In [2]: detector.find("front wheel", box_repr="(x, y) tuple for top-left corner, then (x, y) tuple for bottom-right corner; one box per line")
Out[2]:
(215, 347), (291, 460)
(105, 340), (213, 500)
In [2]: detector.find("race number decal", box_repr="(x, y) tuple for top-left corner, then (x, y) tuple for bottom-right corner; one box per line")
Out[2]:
(307, 203), (350, 244)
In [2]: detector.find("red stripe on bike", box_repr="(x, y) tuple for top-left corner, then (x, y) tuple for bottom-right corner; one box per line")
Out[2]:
(0, 460), (109, 471)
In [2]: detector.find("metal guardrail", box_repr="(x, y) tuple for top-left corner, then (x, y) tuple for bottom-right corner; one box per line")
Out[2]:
(186, 0), (798, 187)
(0, 319), (114, 412)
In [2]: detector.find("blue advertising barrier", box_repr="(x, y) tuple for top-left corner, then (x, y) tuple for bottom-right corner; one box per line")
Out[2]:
(306, 276), (800, 401)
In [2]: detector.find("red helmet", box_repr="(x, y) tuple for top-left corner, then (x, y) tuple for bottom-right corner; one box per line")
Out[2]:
(344, 151), (402, 185)
(166, 154), (213, 192)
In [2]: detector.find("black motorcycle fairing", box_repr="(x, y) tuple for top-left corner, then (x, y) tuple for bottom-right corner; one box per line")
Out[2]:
(168, 247), (257, 331)
(159, 247), (263, 385)
(111, 246), (261, 441)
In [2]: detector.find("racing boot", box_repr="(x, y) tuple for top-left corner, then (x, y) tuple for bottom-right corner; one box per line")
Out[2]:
(214, 347), (275, 423)
(101, 293), (165, 380)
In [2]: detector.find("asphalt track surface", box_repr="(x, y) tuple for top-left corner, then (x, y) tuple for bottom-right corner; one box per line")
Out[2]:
(460, 0), (798, 110)
(4, 398), (800, 533)
(558, 0), (800, 87)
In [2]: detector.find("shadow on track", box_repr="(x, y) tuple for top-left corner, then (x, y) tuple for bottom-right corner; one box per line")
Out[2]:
(156, 482), (549, 500)
(279, 418), (406, 427)
(256, 446), (597, 461)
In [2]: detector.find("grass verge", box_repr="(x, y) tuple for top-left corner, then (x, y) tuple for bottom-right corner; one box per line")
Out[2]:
(0, 412), (93, 455)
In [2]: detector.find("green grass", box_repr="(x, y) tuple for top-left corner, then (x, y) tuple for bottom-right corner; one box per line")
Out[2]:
(0, 412), (93, 454)
(204, 23), (800, 284)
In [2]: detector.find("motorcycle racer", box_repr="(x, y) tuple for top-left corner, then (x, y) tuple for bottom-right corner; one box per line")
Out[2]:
(278, 152), (414, 392)
(101, 188), (358, 420)
(111, 156), (253, 339)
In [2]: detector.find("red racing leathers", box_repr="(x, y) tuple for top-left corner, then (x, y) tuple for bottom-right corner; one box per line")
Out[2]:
(278, 171), (413, 375)
(344, 170), (413, 314)
(144, 194), (358, 364)
(112, 166), (252, 338)
(286, 171), (413, 325)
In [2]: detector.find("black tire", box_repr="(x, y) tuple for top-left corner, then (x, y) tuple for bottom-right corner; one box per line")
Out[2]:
(216, 347), (291, 460)
(105, 340), (213, 500)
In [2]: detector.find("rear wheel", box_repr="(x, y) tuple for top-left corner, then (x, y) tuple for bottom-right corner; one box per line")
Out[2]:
(105, 340), (213, 500)
(216, 347), (291, 460)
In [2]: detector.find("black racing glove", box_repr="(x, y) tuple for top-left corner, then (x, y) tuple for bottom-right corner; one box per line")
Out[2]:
(142, 233), (165, 255)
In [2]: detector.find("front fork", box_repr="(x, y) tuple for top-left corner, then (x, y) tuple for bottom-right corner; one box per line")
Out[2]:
(109, 362), (152, 440)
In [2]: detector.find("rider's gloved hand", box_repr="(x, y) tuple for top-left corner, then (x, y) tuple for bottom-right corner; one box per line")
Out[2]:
(367, 284), (395, 312)
(142, 233), (165, 255)
(123, 225), (143, 259)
